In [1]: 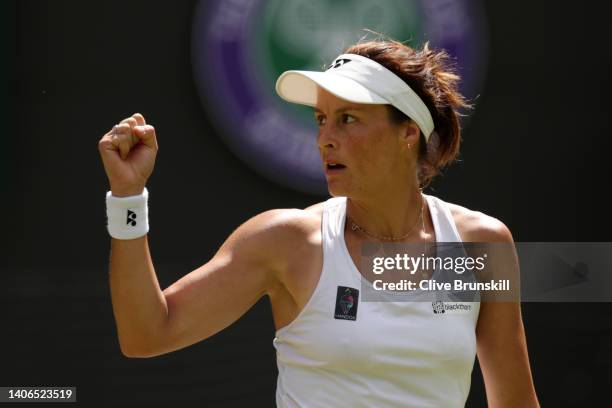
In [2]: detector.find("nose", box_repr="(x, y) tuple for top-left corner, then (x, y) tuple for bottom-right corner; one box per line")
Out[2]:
(316, 123), (339, 150)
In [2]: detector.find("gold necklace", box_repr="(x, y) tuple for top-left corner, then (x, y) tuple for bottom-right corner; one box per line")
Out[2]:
(346, 194), (425, 241)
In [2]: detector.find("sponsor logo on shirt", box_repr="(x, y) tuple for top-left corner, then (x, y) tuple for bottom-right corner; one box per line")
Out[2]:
(334, 286), (359, 321)
(432, 301), (473, 314)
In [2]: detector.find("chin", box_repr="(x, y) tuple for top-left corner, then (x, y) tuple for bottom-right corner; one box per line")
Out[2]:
(327, 182), (350, 198)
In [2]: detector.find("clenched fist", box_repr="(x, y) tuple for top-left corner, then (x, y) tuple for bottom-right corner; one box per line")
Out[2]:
(98, 113), (159, 197)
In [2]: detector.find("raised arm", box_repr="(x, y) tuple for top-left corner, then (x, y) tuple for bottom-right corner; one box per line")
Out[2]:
(110, 209), (289, 358)
(98, 113), (289, 358)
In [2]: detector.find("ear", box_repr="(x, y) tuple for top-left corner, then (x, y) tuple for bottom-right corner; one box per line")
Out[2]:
(399, 120), (421, 149)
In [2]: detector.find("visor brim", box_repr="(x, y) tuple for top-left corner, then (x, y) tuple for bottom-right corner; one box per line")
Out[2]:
(275, 70), (389, 107)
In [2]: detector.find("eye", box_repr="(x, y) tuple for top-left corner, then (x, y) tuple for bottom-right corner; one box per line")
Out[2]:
(316, 115), (326, 126)
(342, 113), (356, 124)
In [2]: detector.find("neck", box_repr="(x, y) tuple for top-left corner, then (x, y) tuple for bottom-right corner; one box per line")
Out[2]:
(346, 180), (424, 241)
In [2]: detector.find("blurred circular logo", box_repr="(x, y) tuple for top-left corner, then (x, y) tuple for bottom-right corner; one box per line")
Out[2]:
(192, 0), (488, 195)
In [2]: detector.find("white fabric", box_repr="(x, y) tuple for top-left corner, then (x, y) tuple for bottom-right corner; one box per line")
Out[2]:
(273, 194), (480, 407)
(275, 53), (435, 141)
(105, 188), (149, 240)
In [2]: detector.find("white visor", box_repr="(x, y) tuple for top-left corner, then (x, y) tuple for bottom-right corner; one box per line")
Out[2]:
(275, 53), (435, 142)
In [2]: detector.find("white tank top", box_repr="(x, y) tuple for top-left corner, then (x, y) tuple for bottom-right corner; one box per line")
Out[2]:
(273, 194), (481, 407)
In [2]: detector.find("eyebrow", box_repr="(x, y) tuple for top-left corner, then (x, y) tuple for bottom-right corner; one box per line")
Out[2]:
(313, 106), (364, 114)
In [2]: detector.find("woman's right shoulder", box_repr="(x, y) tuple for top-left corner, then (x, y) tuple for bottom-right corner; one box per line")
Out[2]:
(224, 202), (326, 276)
(231, 201), (327, 249)
(250, 201), (325, 236)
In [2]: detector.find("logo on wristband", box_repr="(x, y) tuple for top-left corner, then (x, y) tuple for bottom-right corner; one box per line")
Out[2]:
(127, 210), (137, 226)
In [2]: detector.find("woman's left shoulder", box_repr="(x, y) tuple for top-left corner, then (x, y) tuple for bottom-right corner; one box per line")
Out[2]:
(442, 199), (514, 243)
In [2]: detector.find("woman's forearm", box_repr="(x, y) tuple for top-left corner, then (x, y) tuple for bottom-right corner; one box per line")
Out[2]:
(109, 234), (168, 357)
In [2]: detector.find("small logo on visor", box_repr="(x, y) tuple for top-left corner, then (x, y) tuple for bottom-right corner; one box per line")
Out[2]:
(331, 58), (352, 69)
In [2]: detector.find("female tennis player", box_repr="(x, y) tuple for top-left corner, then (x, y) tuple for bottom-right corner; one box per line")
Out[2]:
(98, 38), (540, 407)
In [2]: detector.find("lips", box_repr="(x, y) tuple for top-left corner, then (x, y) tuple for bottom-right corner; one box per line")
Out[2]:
(324, 160), (346, 176)
(326, 162), (346, 170)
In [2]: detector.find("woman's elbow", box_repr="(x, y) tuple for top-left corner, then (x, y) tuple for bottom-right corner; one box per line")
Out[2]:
(118, 336), (165, 358)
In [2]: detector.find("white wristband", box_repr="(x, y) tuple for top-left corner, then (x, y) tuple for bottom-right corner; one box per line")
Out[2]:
(106, 187), (149, 239)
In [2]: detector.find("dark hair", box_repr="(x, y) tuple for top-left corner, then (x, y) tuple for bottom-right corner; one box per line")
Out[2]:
(344, 37), (472, 188)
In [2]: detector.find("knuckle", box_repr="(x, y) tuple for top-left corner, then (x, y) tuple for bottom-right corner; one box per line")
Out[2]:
(120, 117), (137, 127)
(98, 139), (113, 151)
(116, 123), (132, 133)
